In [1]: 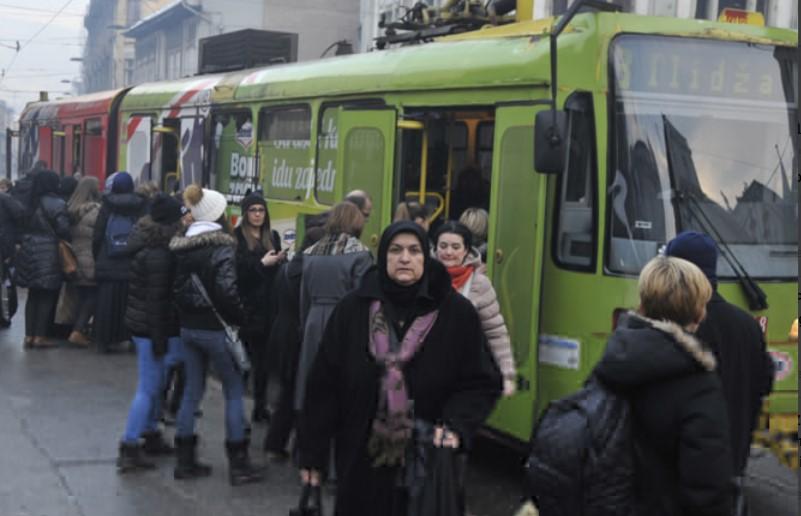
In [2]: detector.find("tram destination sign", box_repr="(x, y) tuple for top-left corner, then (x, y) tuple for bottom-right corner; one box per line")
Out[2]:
(612, 35), (796, 103)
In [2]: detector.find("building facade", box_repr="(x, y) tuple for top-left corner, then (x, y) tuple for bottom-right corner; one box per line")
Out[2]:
(123, 0), (361, 84)
(82, 0), (173, 93)
(260, 0), (361, 61)
(0, 101), (14, 180)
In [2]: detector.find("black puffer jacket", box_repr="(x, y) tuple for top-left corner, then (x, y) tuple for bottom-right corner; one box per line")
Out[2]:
(234, 226), (281, 338)
(92, 192), (146, 281)
(124, 216), (181, 353)
(170, 227), (245, 331)
(594, 312), (734, 516)
(0, 192), (24, 259)
(15, 193), (70, 290)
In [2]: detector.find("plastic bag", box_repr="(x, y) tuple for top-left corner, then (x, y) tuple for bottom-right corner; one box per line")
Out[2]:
(410, 446), (465, 516)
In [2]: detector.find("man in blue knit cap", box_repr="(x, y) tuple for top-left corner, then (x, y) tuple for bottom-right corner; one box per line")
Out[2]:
(666, 231), (774, 512)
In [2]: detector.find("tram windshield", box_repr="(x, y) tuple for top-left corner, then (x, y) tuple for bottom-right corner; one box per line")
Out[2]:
(608, 35), (798, 279)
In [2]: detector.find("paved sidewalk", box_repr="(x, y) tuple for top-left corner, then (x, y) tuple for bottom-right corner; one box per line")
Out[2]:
(0, 300), (797, 515)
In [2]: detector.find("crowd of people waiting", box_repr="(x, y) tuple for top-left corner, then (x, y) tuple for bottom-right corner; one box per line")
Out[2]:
(0, 162), (775, 516)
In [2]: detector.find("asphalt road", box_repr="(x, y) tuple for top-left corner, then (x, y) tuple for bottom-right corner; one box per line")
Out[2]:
(0, 302), (797, 516)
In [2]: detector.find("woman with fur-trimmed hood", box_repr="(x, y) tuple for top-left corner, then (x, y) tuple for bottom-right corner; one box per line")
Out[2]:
(169, 185), (263, 487)
(294, 201), (373, 411)
(117, 194), (184, 472)
(592, 256), (734, 516)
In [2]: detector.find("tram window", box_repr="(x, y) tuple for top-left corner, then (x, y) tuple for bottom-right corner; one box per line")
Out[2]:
(554, 94), (596, 270)
(83, 118), (104, 180)
(396, 109), (494, 224)
(476, 122), (494, 178)
(209, 111), (256, 202)
(258, 106), (312, 201)
(72, 125), (82, 175)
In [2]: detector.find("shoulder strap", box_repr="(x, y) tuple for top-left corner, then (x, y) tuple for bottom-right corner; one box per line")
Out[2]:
(190, 273), (230, 329)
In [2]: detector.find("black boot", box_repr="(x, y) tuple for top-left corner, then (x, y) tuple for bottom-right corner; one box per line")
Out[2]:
(142, 431), (174, 456)
(174, 435), (212, 480)
(116, 442), (156, 473)
(225, 440), (264, 486)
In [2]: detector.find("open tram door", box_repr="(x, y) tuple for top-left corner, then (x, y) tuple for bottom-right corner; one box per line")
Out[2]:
(335, 107), (396, 254)
(484, 104), (549, 442)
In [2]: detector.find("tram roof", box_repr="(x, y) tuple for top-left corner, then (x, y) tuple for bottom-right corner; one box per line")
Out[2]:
(114, 11), (796, 112)
(19, 88), (127, 123)
(231, 12), (796, 102)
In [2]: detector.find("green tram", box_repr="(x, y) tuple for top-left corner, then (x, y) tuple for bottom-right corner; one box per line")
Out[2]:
(115, 9), (798, 456)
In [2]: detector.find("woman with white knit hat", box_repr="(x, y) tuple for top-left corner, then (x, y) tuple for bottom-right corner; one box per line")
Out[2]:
(169, 185), (264, 486)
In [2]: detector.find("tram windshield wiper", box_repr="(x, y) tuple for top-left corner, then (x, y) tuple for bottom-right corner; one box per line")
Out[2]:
(662, 115), (768, 311)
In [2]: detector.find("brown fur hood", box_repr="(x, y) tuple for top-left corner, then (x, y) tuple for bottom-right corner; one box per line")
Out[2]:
(169, 228), (236, 253)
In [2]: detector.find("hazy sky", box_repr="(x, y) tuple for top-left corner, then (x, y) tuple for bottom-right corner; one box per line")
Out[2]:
(0, 0), (91, 118)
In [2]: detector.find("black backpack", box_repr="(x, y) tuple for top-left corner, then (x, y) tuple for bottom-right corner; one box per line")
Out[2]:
(525, 376), (636, 516)
(105, 212), (136, 257)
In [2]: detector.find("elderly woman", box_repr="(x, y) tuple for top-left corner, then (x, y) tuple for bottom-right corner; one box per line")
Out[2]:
(298, 221), (501, 516)
(434, 221), (517, 396)
(592, 256), (733, 516)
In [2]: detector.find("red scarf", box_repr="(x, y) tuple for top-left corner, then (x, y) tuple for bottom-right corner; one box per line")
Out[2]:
(447, 265), (474, 291)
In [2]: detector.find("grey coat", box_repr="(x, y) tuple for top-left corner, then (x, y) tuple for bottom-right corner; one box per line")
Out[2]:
(70, 202), (100, 286)
(294, 238), (372, 409)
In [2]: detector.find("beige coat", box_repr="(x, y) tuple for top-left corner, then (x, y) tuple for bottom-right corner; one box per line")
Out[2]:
(460, 249), (516, 381)
(70, 202), (100, 286)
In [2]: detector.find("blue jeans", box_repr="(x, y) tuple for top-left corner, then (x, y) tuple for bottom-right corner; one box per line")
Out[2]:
(176, 328), (246, 442)
(122, 336), (181, 443)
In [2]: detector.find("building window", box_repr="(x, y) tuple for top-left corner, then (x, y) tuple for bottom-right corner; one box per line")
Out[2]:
(165, 28), (183, 80)
(135, 36), (157, 83)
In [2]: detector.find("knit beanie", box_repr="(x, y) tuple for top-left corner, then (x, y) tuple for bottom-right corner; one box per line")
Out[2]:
(240, 191), (267, 213)
(665, 231), (718, 282)
(150, 193), (183, 224)
(183, 184), (227, 222)
(111, 171), (134, 194)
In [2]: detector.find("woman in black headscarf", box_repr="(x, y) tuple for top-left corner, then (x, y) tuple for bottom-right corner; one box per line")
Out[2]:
(297, 221), (501, 516)
(15, 170), (71, 348)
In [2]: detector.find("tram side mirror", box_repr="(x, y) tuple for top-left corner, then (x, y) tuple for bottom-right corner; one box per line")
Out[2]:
(534, 110), (567, 175)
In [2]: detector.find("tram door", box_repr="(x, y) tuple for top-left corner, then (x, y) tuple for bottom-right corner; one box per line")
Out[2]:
(335, 108), (396, 254)
(485, 105), (547, 441)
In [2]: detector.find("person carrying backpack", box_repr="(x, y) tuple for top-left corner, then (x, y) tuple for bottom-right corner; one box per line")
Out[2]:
(92, 171), (146, 352)
(527, 255), (733, 516)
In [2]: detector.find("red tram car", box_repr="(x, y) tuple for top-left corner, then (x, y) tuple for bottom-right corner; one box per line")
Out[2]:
(17, 89), (128, 186)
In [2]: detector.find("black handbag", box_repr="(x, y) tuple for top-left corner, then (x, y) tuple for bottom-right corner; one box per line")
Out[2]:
(289, 484), (323, 516)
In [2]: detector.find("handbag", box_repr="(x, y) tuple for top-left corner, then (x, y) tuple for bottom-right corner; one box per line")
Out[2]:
(289, 484), (323, 516)
(58, 240), (78, 279)
(190, 273), (251, 372)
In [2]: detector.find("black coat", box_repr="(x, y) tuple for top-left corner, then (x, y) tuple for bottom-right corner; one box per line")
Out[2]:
(233, 226), (281, 339)
(124, 216), (180, 350)
(92, 192), (147, 282)
(15, 193), (70, 290)
(0, 192), (24, 259)
(594, 312), (734, 516)
(267, 254), (304, 383)
(298, 264), (501, 516)
(170, 228), (245, 331)
(696, 291), (774, 476)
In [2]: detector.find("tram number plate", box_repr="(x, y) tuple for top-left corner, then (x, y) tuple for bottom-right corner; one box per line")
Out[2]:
(538, 335), (580, 370)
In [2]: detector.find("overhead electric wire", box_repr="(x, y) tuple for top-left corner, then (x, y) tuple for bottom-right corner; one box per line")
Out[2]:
(0, 2), (83, 15)
(0, 0), (78, 89)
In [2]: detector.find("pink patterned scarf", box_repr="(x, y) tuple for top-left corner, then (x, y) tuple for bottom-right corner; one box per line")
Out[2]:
(366, 299), (438, 467)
